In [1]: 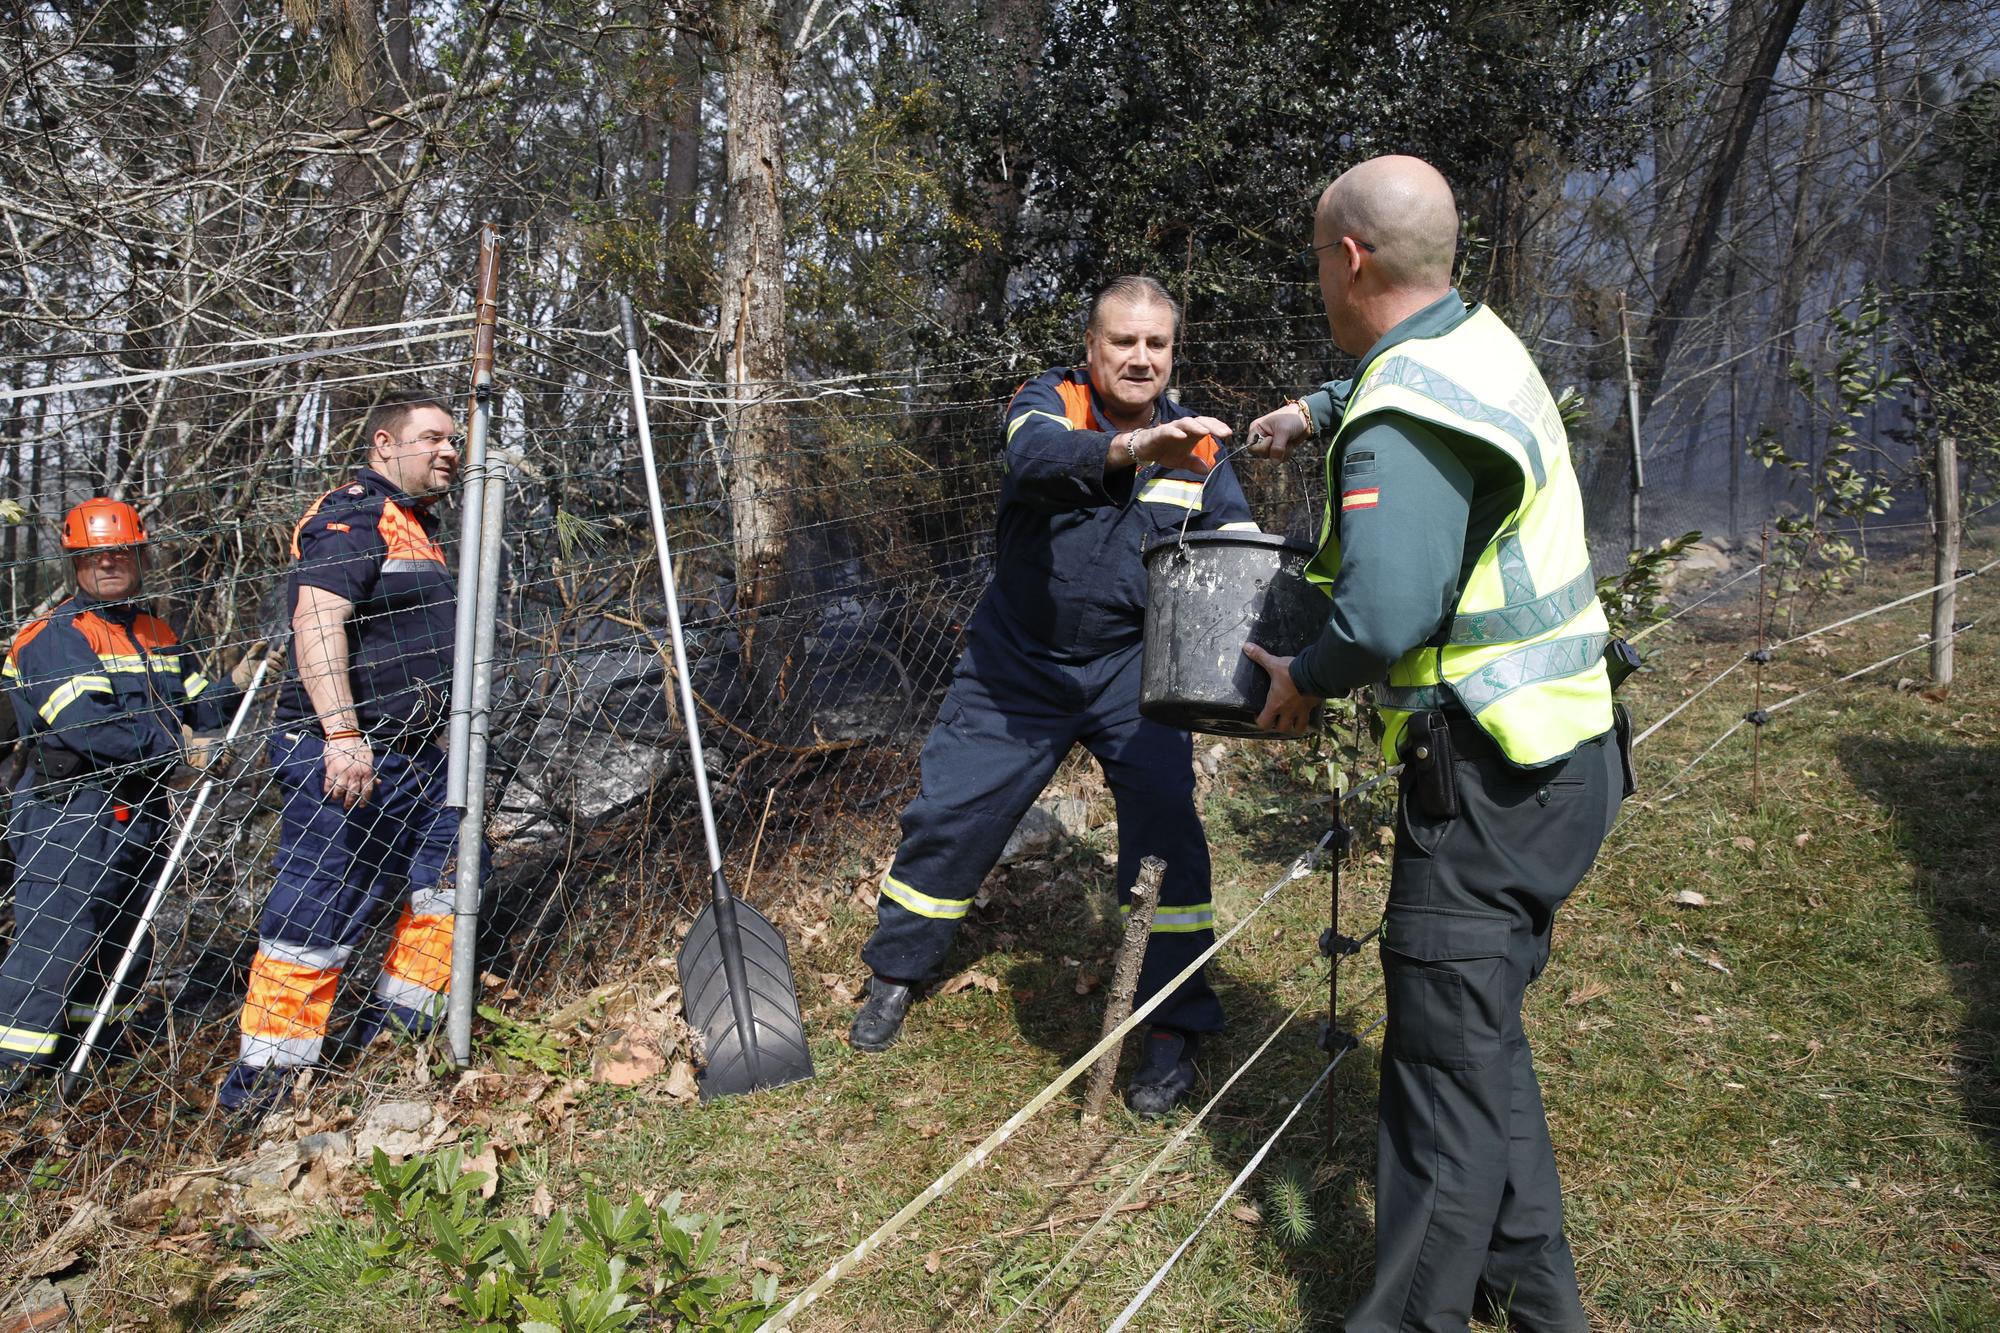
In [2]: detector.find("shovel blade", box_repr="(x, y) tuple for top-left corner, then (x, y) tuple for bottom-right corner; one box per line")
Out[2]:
(679, 898), (815, 1100)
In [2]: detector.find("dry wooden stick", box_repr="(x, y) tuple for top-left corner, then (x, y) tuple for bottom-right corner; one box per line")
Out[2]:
(743, 786), (778, 906)
(1083, 855), (1165, 1123)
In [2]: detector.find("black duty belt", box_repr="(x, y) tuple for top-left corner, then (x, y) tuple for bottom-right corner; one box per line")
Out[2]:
(23, 760), (169, 808)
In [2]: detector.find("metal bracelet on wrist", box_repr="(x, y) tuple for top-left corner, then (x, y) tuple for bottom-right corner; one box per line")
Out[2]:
(1288, 398), (1314, 437)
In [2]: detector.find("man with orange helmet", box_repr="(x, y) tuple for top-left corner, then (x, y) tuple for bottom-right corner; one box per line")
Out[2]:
(0, 498), (251, 1102)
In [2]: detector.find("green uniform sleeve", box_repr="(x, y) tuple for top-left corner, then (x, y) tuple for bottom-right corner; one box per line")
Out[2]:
(1299, 379), (1352, 438)
(1289, 413), (1472, 699)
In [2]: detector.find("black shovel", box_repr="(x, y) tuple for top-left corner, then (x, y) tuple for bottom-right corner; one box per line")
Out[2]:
(619, 300), (814, 1100)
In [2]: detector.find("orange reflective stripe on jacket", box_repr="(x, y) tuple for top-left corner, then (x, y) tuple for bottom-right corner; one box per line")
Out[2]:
(1053, 378), (1218, 466)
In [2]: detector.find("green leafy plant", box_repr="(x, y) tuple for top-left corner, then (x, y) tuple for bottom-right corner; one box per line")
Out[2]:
(476, 1004), (571, 1076)
(1749, 287), (1905, 630)
(1596, 530), (1703, 641)
(348, 1138), (777, 1333)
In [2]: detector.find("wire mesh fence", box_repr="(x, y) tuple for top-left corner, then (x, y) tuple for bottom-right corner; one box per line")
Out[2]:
(0, 304), (1347, 1223)
(0, 294), (1952, 1254)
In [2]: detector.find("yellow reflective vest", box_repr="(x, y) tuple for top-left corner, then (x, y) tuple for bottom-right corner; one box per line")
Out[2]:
(1305, 304), (1613, 768)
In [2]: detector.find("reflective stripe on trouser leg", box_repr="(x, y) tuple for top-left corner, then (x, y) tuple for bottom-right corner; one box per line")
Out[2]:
(861, 615), (1077, 984)
(0, 874), (90, 1063)
(243, 733), (453, 1054)
(238, 948), (344, 1069)
(370, 788), (465, 1025)
(0, 790), (160, 1065)
(373, 901), (453, 1021)
(1082, 656), (1222, 1034)
(65, 1001), (137, 1027)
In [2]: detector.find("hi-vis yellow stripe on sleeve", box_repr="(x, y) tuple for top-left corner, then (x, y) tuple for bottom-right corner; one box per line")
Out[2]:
(1137, 477), (1203, 510)
(1005, 410), (1076, 443)
(880, 873), (973, 921)
(1218, 521), (1261, 532)
(39, 674), (113, 724)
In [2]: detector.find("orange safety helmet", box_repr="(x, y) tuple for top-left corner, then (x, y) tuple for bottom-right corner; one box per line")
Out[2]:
(60, 498), (147, 551)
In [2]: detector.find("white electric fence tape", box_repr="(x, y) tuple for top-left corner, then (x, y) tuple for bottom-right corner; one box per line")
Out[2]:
(757, 829), (1338, 1331)
(1103, 1015), (1388, 1332)
(994, 978), (1387, 1333)
(0, 326), (473, 402)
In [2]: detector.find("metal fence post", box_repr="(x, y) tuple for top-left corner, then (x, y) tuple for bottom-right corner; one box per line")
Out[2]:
(1619, 290), (1645, 553)
(448, 223), (500, 810)
(449, 446), (515, 1066)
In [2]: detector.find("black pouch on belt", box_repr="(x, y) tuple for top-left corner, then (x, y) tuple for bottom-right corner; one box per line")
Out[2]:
(1613, 702), (1638, 799)
(1399, 709), (1460, 820)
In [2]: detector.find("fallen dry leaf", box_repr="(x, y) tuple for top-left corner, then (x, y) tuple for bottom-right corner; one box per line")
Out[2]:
(664, 1061), (700, 1104)
(1673, 889), (1709, 908)
(530, 1182), (556, 1219)
(923, 1251), (942, 1274)
(463, 1144), (501, 1201)
(935, 969), (1000, 997)
(821, 973), (864, 1005)
(593, 1028), (669, 1087)
(752, 1258), (783, 1275)
(536, 1078), (586, 1126)
(1731, 836), (1757, 852)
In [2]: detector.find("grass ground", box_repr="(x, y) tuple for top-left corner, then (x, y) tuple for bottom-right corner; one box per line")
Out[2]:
(77, 536), (2000, 1330)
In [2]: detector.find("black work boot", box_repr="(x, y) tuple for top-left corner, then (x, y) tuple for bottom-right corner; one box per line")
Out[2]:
(0, 1058), (46, 1108)
(848, 977), (916, 1053)
(1125, 1027), (1200, 1119)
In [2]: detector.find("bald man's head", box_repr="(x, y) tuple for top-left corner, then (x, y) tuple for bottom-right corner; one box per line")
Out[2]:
(1318, 155), (1459, 294)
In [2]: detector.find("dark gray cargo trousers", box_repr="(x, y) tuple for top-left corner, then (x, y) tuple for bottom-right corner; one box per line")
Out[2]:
(1347, 713), (1623, 1333)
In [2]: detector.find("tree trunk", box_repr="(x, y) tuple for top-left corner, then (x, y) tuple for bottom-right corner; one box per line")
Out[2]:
(193, 0), (245, 161)
(716, 0), (793, 629)
(1766, 0), (1839, 485)
(915, 0), (1042, 584)
(664, 26), (704, 231)
(326, 0), (418, 433)
(1638, 0), (1810, 412)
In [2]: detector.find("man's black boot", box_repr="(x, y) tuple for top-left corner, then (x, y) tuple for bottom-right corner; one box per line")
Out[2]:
(848, 977), (915, 1053)
(0, 1058), (45, 1108)
(1126, 1027), (1200, 1119)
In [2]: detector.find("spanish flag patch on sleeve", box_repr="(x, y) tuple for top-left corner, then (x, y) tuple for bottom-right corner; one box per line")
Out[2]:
(1340, 487), (1380, 511)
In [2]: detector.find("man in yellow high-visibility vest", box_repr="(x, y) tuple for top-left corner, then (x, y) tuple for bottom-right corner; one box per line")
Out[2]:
(1243, 155), (1628, 1333)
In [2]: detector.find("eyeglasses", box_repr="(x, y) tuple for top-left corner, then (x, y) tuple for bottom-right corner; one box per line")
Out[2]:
(401, 431), (465, 450)
(1298, 236), (1378, 270)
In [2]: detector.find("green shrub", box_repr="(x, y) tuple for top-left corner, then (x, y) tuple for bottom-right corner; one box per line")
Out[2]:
(350, 1137), (777, 1332)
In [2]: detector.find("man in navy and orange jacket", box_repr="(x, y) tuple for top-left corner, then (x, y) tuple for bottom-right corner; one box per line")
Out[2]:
(218, 388), (465, 1116)
(0, 499), (246, 1102)
(849, 276), (1257, 1116)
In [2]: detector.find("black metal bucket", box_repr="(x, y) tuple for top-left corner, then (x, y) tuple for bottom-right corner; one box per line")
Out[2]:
(1139, 531), (1331, 738)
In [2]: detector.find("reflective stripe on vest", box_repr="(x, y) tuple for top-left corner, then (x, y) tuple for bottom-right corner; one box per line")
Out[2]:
(1311, 305), (1613, 767)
